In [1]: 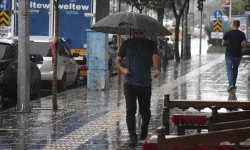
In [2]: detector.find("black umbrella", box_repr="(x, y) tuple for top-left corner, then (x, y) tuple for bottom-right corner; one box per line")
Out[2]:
(90, 12), (172, 36)
(90, 12), (171, 73)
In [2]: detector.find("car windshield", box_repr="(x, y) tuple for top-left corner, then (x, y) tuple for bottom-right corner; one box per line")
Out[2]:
(30, 42), (52, 57)
(0, 43), (16, 60)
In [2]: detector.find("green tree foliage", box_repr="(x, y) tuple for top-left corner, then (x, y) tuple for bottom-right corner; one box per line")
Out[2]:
(121, 0), (189, 62)
(146, 0), (168, 24)
(121, 0), (168, 24)
(167, 0), (189, 62)
(222, 0), (249, 16)
(120, 0), (149, 13)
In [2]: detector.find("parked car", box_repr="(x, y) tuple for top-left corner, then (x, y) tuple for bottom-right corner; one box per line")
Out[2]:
(192, 28), (206, 39)
(0, 37), (42, 109)
(28, 36), (80, 91)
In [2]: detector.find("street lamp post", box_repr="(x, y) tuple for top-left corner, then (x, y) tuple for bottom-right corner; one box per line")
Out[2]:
(197, 0), (204, 56)
(17, 0), (30, 112)
(193, 0), (195, 29)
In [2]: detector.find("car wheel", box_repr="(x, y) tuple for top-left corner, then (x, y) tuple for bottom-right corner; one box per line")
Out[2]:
(58, 74), (66, 91)
(31, 81), (41, 100)
(0, 89), (4, 110)
(74, 71), (80, 87)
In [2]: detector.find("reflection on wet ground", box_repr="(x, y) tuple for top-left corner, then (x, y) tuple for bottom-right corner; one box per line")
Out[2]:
(1, 54), (250, 149)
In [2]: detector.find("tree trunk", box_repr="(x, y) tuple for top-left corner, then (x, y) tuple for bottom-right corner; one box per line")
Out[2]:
(139, 8), (143, 13)
(157, 8), (164, 25)
(181, 14), (184, 57)
(174, 16), (181, 62)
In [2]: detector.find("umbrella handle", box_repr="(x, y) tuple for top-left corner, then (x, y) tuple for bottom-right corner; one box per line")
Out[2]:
(128, 29), (131, 72)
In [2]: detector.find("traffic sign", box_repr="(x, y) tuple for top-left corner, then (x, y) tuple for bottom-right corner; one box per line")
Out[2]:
(213, 20), (222, 32)
(245, 5), (250, 15)
(0, 11), (9, 26)
(211, 32), (223, 39)
(214, 10), (223, 20)
(220, 2), (230, 7)
(245, 5), (250, 11)
(0, 0), (10, 10)
(0, 25), (8, 36)
(245, 11), (250, 15)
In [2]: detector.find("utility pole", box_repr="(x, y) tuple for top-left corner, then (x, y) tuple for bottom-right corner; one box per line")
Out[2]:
(229, 0), (231, 22)
(92, 0), (96, 24)
(183, 0), (189, 58)
(117, 0), (122, 84)
(52, 0), (59, 110)
(17, 0), (30, 112)
(199, 10), (202, 55)
(193, 0), (195, 29)
(197, 0), (204, 55)
(11, 0), (15, 37)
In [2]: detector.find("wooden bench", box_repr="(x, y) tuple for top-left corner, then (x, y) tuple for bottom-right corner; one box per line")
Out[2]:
(207, 107), (250, 131)
(163, 94), (250, 135)
(157, 126), (250, 150)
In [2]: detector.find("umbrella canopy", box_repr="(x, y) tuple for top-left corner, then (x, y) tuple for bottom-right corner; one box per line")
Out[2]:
(90, 12), (172, 36)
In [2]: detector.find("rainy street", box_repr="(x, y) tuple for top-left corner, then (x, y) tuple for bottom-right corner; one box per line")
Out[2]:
(2, 0), (250, 149)
(1, 53), (250, 149)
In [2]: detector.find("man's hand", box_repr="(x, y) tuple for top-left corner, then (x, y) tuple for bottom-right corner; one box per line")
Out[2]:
(116, 56), (131, 76)
(121, 67), (131, 76)
(221, 39), (227, 46)
(242, 40), (247, 48)
(153, 69), (159, 78)
(152, 54), (159, 78)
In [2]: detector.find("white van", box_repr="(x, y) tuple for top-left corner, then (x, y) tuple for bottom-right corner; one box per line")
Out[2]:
(29, 36), (80, 91)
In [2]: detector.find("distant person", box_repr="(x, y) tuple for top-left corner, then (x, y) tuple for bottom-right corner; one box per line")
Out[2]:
(222, 20), (246, 91)
(116, 29), (159, 146)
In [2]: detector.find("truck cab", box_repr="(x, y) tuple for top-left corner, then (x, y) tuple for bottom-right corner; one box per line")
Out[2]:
(70, 48), (87, 80)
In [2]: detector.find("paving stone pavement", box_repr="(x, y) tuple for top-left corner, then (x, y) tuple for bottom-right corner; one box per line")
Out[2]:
(1, 54), (250, 150)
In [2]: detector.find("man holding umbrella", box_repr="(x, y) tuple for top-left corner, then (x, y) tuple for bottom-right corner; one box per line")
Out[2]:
(90, 11), (171, 146)
(116, 29), (159, 146)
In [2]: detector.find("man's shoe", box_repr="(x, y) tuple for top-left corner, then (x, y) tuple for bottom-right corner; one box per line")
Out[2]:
(140, 127), (148, 141)
(227, 85), (234, 91)
(128, 135), (138, 147)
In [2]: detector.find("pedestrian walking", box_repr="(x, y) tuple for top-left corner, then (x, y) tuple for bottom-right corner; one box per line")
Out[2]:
(116, 29), (159, 146)
(222, 20), (246, 91)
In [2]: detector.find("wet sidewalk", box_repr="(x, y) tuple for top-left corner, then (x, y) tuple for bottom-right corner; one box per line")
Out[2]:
(1, 54), (250, 150)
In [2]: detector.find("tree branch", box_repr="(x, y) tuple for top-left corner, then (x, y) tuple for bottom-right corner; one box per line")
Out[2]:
(171, 0), (178, 18)
(179, 0), (189, 17)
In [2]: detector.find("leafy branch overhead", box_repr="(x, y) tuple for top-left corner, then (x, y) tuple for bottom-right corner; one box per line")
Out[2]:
(147, 0), (168, 10)
(168, 0), (189, 19)
(121, 0), (150, 13)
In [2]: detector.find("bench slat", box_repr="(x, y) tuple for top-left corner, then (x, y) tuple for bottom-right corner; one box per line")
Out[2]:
(208, 119), (250, 131)
(157, 126), (250, 150)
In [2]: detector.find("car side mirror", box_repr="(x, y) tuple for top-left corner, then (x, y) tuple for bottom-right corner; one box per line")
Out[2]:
(30, 54), (43, 63)
(72, 53), (79, 57)
(65, 38), (72, 44)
